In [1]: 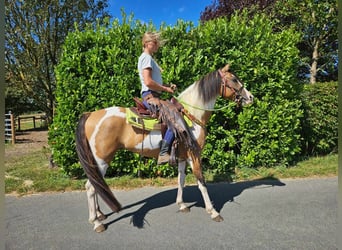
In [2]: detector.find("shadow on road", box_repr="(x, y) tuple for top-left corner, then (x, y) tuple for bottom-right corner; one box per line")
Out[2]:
(105, 177), (285, 229)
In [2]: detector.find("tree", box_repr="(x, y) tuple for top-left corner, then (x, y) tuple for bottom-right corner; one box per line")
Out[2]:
(200, 0), (338, 84)
(5, 0), (110, 122)
(200, 0), (276, 22)
(272, 0), (337, 84)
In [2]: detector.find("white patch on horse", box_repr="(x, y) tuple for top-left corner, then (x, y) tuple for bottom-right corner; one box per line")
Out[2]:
(105, 107), (126, 118)
(190, 123), (202, 140)
(135, 130), (162, 150)
(178, 82), (217, 120)
(89, 107), (125, 164)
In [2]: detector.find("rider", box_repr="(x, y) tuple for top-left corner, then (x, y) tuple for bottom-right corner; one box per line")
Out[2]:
(137, 31), (176, 165)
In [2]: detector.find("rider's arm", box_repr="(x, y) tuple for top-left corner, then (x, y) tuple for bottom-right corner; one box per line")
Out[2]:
(142, 68), (174, 94)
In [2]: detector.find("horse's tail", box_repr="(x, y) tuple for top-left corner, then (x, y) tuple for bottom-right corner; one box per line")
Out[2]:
(75, 113), (122, 212)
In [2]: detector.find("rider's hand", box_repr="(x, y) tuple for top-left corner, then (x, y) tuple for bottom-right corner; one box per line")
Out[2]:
(164, 86), (174, 94)
(164, 83), (177, 94)
(170, 84), (177, 91)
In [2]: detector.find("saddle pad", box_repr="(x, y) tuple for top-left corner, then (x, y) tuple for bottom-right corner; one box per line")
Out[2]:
(126, 108), (161, 131)
(126, 108), (193, 131)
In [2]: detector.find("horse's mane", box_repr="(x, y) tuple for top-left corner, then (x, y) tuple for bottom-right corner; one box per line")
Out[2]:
(196, 70), (222, 103)
(178, 70), (221, 116)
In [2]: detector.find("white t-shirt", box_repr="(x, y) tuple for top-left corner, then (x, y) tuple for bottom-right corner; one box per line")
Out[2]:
(138, 52), (163, 94)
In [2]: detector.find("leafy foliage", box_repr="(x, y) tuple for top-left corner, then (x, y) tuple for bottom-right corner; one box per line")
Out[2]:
(51, 16), (145, 177)
(237, 99), (303, 168)
(200, 0), (277, 22)
(300, 82), (338, 155)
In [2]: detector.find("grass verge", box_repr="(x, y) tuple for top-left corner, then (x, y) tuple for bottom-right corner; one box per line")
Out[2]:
(5, 148), (338, 196)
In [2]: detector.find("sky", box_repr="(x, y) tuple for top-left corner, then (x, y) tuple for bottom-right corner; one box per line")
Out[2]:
(108, 0), (214, 27)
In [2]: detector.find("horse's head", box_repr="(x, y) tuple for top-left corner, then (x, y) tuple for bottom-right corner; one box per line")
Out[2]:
(218, 64), (253, 106)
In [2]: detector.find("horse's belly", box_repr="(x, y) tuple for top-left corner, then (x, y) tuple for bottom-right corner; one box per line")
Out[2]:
(126, 130), (162, 158)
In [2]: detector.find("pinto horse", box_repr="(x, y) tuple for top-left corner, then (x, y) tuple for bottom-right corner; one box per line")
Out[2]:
(75, 64), (253, 232)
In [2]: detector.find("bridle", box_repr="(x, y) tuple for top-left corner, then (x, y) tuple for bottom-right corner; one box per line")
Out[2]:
(218, 69), (244, 104)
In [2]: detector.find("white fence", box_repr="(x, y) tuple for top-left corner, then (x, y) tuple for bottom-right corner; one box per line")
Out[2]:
(5, 112), (16, 144)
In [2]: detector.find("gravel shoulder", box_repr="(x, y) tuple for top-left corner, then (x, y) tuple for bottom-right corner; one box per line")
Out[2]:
(5, 129), (49, 161)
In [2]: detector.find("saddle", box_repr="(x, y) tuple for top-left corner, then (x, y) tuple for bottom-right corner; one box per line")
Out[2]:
(131, 97), (184, 117)
(129, 97), (199, 165)
(131, 97), (152, 117)
(129, 97), (186, 136)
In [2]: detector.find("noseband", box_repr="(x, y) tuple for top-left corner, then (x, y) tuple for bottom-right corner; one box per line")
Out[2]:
(218, 69), (244, 103)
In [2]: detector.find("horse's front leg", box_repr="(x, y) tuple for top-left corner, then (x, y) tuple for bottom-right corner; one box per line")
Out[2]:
(197, 179), (223, 222)
(85, 180), (106, 232)
(189, 156), (224, 222)
(176, 160), (190, 212)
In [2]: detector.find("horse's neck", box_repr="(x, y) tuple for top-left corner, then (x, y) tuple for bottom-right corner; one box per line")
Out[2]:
(178, 83), (217, 125)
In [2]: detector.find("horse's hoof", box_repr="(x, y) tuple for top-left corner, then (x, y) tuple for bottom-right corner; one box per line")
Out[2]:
(180, 207), (190, 213)
(95, 224), (106, 233)
(212, 215), (224, 222)
(97, 214), (107, 221)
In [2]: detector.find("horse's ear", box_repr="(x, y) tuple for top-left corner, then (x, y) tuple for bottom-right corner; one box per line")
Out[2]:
(222, 64), (230, 73)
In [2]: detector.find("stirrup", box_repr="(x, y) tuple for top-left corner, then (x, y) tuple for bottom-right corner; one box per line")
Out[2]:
(157, 153), (170, 165)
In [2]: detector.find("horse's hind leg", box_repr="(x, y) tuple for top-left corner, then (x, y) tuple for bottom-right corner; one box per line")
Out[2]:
(176, 161), (190, 212)
(92, 188), (107, 221)
(85, 180), (106, 232)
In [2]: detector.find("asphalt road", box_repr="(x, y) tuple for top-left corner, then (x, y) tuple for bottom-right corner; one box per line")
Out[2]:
(5, 177), (337, 250)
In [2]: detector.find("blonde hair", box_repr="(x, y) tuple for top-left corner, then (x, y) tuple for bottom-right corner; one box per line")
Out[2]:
(142, 32), (166, 47)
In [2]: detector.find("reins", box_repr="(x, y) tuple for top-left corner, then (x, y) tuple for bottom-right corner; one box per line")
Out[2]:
(174, 96), (231, 112)
(181, 108), (206, 128)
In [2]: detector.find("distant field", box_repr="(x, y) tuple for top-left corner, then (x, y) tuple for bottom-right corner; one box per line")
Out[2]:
(16, 113), (47, 131)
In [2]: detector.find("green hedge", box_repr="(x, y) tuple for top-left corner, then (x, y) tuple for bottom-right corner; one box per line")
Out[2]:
(300, 82), (338, 156)
(50, 17), (144, 177)
(50, 11), (309, 177)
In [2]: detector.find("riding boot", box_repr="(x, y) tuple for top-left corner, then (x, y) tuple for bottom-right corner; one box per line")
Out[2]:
(157, 140), (171, 165)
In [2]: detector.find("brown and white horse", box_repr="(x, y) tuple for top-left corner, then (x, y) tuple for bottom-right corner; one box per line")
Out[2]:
(75, 64), (253, 232)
